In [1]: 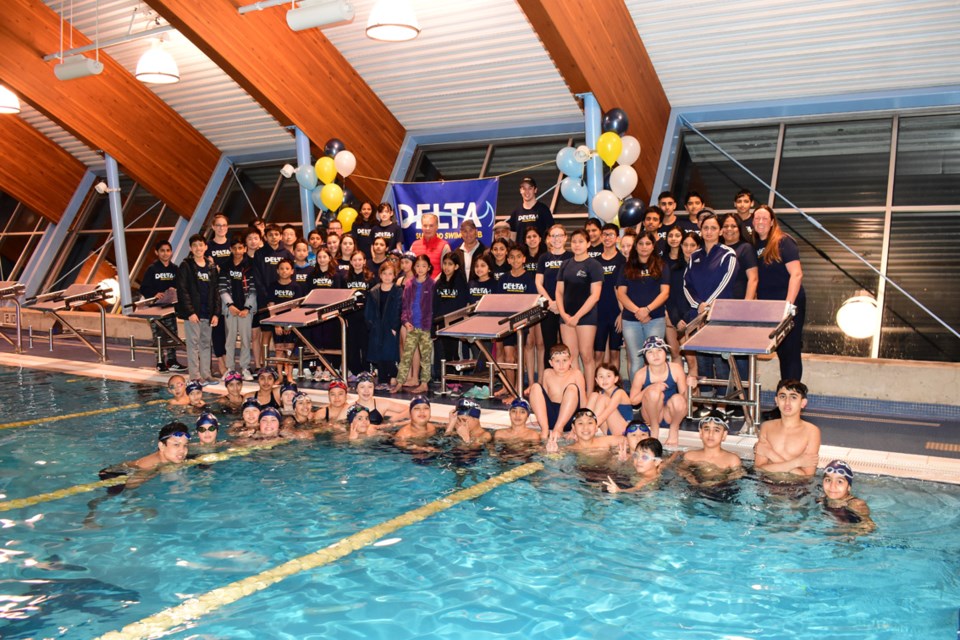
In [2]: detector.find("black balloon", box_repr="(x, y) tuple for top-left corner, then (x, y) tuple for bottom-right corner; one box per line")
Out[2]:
(602, 108), (629, 135)
(324, 138), (346, 158)
(618, 198), (645, 227)
(341, 187), (358, 210)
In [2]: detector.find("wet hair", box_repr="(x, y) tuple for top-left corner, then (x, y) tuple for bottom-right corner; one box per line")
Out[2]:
(624, 231), (663, 280)
(635, 437), (664, 458)
(158, 421), (189, 442)
(776, 379), (808, 398)
(154, 240), (172, 252)
(549, 343), (571, 358)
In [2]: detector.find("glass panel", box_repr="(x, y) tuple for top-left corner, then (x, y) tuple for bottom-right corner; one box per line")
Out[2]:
(124, 188), (165, 229)
(7, 206), (41, 233)
(672, 126), (779, 210)
(879, 212), (960, 362)
(410, 145), (487, 183)
(268, 177), (302, 226)
(157, 207), (181, 229)
(50, 232), (109, 289)
(776, 120), (892, 208)
(776, 212), (885, 358)
(218, 164), (278, 224)
(0, 235), (28, 275)
(894, 114), (960, 206)
(488, 142), (564, 219)
(0, 192), (17, 228)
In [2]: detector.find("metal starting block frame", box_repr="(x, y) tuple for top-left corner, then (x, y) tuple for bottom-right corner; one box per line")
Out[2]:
(436, 293), (548, 399)
(126, 288), (184, 366)
(681, 299), (795, 435)
(23, 283), (113, 362)
(259, 289), (364, 384)
(0, 281), (25, 353)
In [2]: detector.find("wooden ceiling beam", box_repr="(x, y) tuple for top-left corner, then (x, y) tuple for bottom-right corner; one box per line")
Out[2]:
(0, 112), (88, 223)
(0, 0), (222, 218)
(149, 0), (406, 206)
(517, 0), (671, 204)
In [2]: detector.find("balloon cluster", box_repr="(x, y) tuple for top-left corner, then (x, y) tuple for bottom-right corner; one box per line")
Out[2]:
(292, 138), (360, 231)
(556, 107), (643, 227)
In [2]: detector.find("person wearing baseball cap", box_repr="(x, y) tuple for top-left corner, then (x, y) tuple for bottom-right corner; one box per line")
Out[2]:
(508, 176), (554, 243)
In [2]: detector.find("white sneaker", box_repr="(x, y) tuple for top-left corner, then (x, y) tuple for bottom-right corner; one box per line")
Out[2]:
(302, 367), (312, 379)
(292, 368), (300, 379)
(242, 368), (254, 381)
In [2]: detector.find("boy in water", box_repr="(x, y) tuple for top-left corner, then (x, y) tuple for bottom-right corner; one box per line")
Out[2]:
(546, 408), (621, 454)
(194, 413), (221, 448)
(493, 398), (542, 445)
(394, 396), (439, 452)
(444, 397), (492, 447)
(821, 460), (875, 533)
(603, 437), (664, 493)
(677, 412), (744, 486)
(167, 374), (190, 406)
(185, 380), (208, 412)
(754, 379), (821, 479)
(529, 344), (586, 441)
(128, 422), (191, 471)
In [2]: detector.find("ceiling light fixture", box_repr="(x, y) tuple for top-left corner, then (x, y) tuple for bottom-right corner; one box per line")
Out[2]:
(286, 0), (355, 31)
(0, 85), (21, 114)
(136, 37), (180, 84)
(280, 164), (296, 179)
(94, 181), (121, 195)
(54, 54), (105, 81)
(366, 0), (420, 42)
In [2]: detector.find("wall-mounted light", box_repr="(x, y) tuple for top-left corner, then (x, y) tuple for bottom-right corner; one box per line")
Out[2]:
(836, 290), (879, 339)
(53, 55), (105, 81)
(366, 0), (420, 42)
(98, 278), (121, 306)
(94, 181), (121, 195)
(280, 163), (296, 179)
(287, 0), (355, 31)
(0, 85), (21, 114)
(136, 38), (180, 84)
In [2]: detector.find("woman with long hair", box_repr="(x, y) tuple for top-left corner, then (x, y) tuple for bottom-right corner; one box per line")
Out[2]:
(753, 204), (805, 381)
(616, 231), (670, 379)
(555, 229), (604, 394)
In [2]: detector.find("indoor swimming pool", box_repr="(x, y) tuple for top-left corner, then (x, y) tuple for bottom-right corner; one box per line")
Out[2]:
(0, 366), (958, 639)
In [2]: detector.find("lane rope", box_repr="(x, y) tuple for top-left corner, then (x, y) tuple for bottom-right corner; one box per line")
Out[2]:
(0, 399), (168, 430)
(0, 442), (285, 512)
(95, 461), (544, 640)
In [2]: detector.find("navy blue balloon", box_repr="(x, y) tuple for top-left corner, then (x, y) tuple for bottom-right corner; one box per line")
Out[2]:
(602, 108), (629, 135)
(341, 187), (358, 210)
(324, 138), (346, 158)
(618, 198), (645, 228)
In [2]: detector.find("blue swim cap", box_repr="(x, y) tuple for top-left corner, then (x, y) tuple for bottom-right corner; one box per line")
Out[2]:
(409, 396), (430, 410)
(258, 407), (281, 422)
(257, 366), (279, 380)
(196, 412), (219, 429)
(509, 397), (530, 413)
(280, 382), (298, 395)
(185, 381), (203, 394)
(825, 460), (854, 484)
(241, 397), (261, 412)
(456, 397), (481, 419)
(639, 336), (669, 357)
(346, 403), (370, 425)
(292, 392), (311, 406)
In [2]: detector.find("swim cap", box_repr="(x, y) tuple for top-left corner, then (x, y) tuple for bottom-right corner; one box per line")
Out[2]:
(185, 380), (203, 394)
(328, 380), (348, 392)
(356, 372), (376, 385)
(257, 366), (279, 380)
(572, 408), (597, 422)
(346, 403), (370, 425)
(223, 370), (243, 384)
(825, 460), (853, 484)
(258, 407), (281, 422)
(409, 396), (430, 410)
(456, 397), (481, 419)
(241, 398), (261, 412)
(280, 382), (299, 395)
(698, 412), (729, 431)
(196, 413), (219, 429)
(624, 421), (651, 436)
(293, 392), (311, 406)
(509, 397), (530, 413)
(401, 251), (417, 261)
(639, 336), (669, 357)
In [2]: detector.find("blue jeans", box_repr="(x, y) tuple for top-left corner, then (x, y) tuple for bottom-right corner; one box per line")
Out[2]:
(622, 317), (667, 379)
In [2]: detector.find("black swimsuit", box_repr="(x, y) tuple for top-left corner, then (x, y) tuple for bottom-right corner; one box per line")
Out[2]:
(256, 391), (281, 410)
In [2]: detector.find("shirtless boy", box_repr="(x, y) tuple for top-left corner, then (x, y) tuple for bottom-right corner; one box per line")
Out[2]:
(529, 344), (586, 441)
(754, 379), (821, 479)
(493, 398), (541, 445)
(167, 375), (189, 406)
(678, 412), (744, 486)
(394, 396), (437, 444)
(546, 409), (621, 454)
(127, 422), (190, 470)
(194, 412), (220, 447)
(603, 437), (664, 493)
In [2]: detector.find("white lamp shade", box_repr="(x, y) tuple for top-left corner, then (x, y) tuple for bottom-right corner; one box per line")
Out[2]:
(836, 293), (879, 340)
(136, 41), (180, 84)
(0, 85), (21, 114)
(98, 278), (121, 306)
(366, 0), (420, 41)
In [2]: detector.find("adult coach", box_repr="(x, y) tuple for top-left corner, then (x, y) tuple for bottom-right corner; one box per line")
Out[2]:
(410, 212), (450, 278)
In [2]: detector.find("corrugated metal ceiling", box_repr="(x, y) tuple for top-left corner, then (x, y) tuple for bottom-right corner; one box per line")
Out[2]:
(627, 0), (960, 107)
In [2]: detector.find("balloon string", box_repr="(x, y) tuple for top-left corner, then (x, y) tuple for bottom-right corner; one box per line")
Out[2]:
(346, 159), (557, 185)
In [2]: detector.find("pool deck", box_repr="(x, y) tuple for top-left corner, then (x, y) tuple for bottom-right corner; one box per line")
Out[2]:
(1, 337), (959, 485)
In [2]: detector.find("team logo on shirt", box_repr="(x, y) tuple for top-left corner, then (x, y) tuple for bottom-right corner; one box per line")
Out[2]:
(155, 272), (175, 282)
(602, 264), (618, 276)
(274, 288), (296, 298)
(228, 268), (245, 280)
(312, 276), (334, 288)
(544, 259), (564, 270)
(197, 272), (210, 282)
(576, 269), (588, 277)
(501, 282), (527, 292)
(469, 285), (492, 297)
(264, 256), (283, 265)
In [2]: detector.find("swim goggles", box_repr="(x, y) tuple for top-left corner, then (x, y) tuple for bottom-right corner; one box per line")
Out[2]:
(634, 452), (661, 462)
(572, 408), (597, 421)
(824, 460), (853, 482)
(196, 424), (218, 433)
(509, 398), (530, 412)
(698, 414), (729, 431)
(293, 392), (312, 406)
(160, 431), (190, 442)
(624, 422), (651, 436)
(223, 371), (244, 383)
(639, 336), (669, 356)
(328, 380), (348, 392)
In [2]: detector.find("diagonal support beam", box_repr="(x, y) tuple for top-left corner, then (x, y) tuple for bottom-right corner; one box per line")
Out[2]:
(517, 0), (670, 204)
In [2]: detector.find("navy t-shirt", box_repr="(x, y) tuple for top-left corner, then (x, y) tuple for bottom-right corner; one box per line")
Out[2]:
(468, 278), (497, 302)
(352, 218), (376, 258)
(507, 201), (553, 241)
(293, 263), (313, 289)
(497, 270), (536, 295)
(537, 250), (572, 300)
(308, 268), (342, 291)
(557, 257), (603, 316)
(596, 252), (626, 318)
(372, 223), (403, 251)
(206, 239), (232, 269)
(756, 235), (802, 300)
(729, 241), (758, 299)
(616, 262), (671, 321)
(491, 261), (510, 282)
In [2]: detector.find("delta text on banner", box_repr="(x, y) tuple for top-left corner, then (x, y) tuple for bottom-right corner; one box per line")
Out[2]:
(394, 178), (499, 252)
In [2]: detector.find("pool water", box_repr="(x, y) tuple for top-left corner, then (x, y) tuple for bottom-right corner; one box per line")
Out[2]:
(0, 366), (958, 639)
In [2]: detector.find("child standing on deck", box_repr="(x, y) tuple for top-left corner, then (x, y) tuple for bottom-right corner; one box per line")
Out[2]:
(392, 255), (435, 395)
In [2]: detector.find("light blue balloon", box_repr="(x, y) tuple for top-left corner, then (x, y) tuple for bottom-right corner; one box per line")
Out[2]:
(556, 147), (583, 179)
(295, 164), (317, 190)
(560, 177), (587, 205)
(311, 186), (327, 211)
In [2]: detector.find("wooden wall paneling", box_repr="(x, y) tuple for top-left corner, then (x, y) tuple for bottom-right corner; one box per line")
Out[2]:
(150, 0), (406, 206)
(0, 0), (222, 218)
(517, 0), (671, 204)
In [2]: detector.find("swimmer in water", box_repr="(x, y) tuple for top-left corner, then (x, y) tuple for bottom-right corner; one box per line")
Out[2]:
(247, 367), (281, 409)
(347, 404), (378, 441)
(603, 437), (664, 494)
(444, 397), (492, 447)
(193, 412), (221, 448)
(393, 396), (439, 451)
(820, 460), (875, 533)
(230, 397), (261, 437)
(284, 392), (314, 428)
(120, 422), (191, 472)
(493, 398), (541, 445)
(546, 408), (622, 454)
(185, 380), (208, 412)
(312, 380), (349, 426)
(167, 374), (189, 406)
(354, 372), (407, 424)
(754, 379), (821, 479)
(279, 382), (299, 415)
(219, 371), (246, 411)
(676, 412), (744, 487)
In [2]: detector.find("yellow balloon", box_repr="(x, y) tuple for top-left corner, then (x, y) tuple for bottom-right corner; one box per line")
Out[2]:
(596, 131), (622, 168)
(320, 183), (344, 212)
(337, 207), (358, 233)
(315, 157), (337, 185)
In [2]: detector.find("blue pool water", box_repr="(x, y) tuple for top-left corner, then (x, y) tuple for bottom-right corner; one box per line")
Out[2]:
(0, 366), (959, 639)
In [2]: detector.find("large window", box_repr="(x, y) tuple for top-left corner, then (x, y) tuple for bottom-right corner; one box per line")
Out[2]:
(672, 113), (960, 362)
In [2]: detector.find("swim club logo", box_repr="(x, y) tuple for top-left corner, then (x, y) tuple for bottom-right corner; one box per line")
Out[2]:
(394, 178), (498, 252)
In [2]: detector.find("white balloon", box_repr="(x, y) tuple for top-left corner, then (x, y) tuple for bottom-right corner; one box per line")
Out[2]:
(592, 190), (620, 223)
(334, 150), (357, 178)
(609, 165), (638, 199)
(574, 144), (592, 163)
(618, 135), (641, 166)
